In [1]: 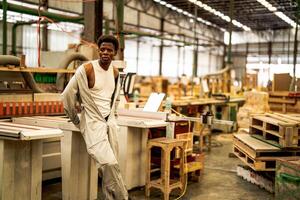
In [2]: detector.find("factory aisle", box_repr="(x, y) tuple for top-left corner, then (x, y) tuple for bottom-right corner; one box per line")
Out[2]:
(129, 133), (274, 200)
(43, 133), (274, 200)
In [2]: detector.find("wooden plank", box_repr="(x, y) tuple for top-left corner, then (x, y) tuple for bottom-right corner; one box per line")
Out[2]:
(13, 116), (68, 128)
(0, 140), (15, 200)
(272, 113), (300, 123)
(21, 129), (63, 140)
(0, 122), (45, 130)
(61, 131), (72, 200)
(30, 140), (43, 200)
(234, 134), (279, 152)
(251, 134), (282, 148)
(0, 66), (75, 74)
(0, 94), (33, 103)
(33, 93), (62, 102)
(269, 98), (296, 104)
(42, 153), (61, 171)
(233, 145), (275, 171)
(265, 113), (300, 124)
(253, 115), (296, 127)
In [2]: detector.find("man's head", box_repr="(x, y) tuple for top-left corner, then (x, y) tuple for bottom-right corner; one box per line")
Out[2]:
(96, 35), (119, 65)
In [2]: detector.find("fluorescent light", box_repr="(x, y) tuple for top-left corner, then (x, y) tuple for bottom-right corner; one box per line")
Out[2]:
(159, 1), (166, 5)
(256, 0), (296, 28)
(152, 0), (224, 31)
(166, 3), (172, 8)
(188, 0), (251, 31)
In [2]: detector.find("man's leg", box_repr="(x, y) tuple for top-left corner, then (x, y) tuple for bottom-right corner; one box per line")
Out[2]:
(100, 163), (128, 200)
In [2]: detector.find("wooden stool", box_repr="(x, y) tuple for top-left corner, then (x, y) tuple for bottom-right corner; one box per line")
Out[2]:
(145, 138), (186, 200)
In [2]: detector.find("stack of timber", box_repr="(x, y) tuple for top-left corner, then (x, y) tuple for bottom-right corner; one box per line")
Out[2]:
(0, 93), (64, 118)
(234, 113), (300, 171)
(268, 91), (300, 113)
(234, 113), (300, 193)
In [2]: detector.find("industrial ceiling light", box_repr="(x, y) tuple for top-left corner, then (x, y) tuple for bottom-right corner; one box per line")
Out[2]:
(152, 0), (223, 31)
(166, 3), (172, 8)
(159, 1), (167, 6)
(256, 0), (296, 28)
(188, 0), (251, 31)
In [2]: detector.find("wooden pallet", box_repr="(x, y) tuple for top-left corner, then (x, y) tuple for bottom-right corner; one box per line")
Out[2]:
(233, 134), (300, 158)
(233, 145), (278, 171)
(249, 113), (300, 148)
(233, 134), (300, 171)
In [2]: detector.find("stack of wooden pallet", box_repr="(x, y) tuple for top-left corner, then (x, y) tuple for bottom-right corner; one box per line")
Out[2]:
(233, 113), (300, 171)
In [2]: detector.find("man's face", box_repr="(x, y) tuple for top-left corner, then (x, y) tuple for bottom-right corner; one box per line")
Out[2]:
(98, 42), (116, 64)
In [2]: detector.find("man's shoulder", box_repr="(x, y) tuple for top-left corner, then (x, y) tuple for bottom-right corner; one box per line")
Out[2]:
(83, 61), (94, 74)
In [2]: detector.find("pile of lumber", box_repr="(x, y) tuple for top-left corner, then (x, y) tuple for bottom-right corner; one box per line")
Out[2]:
(269, 91), (300, 113)
(237, 91), (270, 128)
(233, 113), (300, 171)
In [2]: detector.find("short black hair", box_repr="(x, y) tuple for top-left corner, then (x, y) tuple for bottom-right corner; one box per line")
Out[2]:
(96, 35), (119, 52)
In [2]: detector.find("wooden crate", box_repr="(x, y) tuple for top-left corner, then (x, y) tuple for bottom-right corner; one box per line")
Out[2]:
(275, 157), (300, 200)
(233, 134), (300, 171)
(249, 113), (300, 148)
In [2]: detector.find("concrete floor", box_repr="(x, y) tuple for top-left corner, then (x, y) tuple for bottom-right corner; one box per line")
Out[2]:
(43, 133), (274, 200)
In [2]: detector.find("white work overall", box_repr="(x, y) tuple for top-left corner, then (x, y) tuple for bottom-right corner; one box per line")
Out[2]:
(62, 61), (128, 200)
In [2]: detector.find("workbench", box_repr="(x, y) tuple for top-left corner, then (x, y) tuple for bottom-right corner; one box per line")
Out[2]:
(0, 122), (63, 200)
(13, 115), (169, 191)
(13, 116), (98, 200)
(117, 115), (168, 189)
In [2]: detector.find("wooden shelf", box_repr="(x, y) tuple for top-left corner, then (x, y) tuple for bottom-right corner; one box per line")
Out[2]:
(0, 66), (76, 74)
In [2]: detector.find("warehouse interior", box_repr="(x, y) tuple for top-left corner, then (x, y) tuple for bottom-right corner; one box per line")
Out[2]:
(0, 0), (299, 200)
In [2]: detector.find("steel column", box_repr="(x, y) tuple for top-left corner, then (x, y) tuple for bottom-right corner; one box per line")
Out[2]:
(2, 0), (8, 54)
(192, 6), (198, 77)
(227, 0), (234, 64)
(159, 18), (164, 76)
(115, 0), (125, 60)
(292, 10), (299, 91)
(136, 11), (141, 73)
(268, 42), (272, 65)
(41, 0), (48, 51)
(83, 0), (103, 42)
(288, 28), (291, 64)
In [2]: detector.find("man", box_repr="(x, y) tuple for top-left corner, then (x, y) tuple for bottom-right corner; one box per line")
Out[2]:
(62, 35), (128, 200)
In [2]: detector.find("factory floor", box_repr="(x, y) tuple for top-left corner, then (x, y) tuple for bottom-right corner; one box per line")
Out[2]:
(43, 133), (274, 200)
